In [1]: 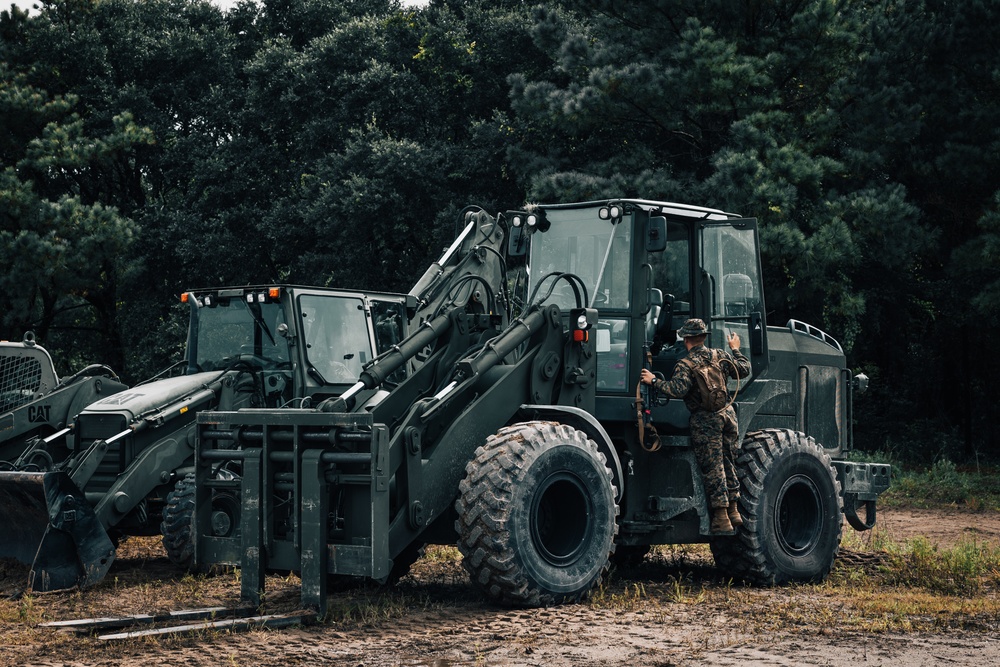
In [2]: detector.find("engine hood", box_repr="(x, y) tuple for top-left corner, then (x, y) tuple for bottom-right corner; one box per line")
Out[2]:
(80, 371), (222, 421)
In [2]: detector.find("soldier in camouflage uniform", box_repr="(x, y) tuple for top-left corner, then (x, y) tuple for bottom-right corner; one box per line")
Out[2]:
(640, 318), (752, 534)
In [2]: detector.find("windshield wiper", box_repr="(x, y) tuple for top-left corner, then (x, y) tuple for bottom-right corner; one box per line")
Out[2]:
(245, 300), (276, 347)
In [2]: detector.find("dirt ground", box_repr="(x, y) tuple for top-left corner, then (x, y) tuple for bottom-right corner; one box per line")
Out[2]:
(2, 506), (999, 667)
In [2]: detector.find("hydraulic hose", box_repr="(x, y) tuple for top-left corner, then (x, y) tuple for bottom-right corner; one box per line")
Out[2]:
(316, 309), (456, 413)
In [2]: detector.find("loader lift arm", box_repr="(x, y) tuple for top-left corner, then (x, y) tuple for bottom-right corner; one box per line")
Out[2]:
(378, 300), (598, 558)
(316, 208), (510, 415)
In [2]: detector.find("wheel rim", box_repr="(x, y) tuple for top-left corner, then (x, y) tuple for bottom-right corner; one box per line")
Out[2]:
(774, 473), (822, 557)
(530, 471), (592, 566)
(211, 493), (240, 537)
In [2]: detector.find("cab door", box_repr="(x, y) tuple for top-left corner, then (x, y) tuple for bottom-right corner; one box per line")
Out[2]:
(695, 219), (768, 381)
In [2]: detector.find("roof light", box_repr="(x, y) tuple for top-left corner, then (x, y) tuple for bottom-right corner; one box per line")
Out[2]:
(599, 204), (623, 220)
(268, 287), (281, 299)
(526, 214), (538, 228)
(180, 292), (189, 303)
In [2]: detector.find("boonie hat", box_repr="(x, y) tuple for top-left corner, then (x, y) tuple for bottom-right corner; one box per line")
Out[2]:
(677, 318), (709, 338)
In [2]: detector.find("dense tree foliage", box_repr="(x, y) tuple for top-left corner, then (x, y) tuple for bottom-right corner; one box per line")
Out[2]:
(1, 0), (997, 459)
(0, 57), (152, 370)
(504, 0), (1000, 459)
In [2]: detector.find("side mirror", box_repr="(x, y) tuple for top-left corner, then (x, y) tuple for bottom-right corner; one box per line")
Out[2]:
(646, 216), (667, 253)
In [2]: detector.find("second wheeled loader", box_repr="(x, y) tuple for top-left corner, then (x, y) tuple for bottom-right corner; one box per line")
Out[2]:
(191, 199), (890, 614)
(0, 285), (418, 591)
(0, 207), (508, 593)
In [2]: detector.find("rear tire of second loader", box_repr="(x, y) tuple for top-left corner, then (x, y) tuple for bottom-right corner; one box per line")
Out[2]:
(711, 428), (843, 584)
(161, 473), (240, 568)
(161, 473), (197, 568)
(455, 421), (618, 606)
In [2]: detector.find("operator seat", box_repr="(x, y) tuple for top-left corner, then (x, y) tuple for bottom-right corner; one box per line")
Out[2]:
(723, 273), (754, 317)
(646, 288), (663, 343)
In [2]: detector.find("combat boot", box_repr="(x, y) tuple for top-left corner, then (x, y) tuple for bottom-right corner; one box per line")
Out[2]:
(710, 508), (734, 534)
(727, 504), (743, 528)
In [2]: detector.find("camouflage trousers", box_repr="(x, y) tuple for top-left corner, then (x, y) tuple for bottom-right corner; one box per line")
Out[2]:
(690, 406), (741, 509)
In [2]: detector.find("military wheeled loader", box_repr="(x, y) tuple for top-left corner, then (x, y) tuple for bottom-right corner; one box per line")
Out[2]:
(191, 199), (890, 614)
(0, 283), (420, 592)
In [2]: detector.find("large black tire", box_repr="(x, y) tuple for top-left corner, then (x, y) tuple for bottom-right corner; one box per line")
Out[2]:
(711, 429), (843, 585)
(455, 421), (619, 606)
(161, 474), (196, 567)
(161, 473), (240, 568)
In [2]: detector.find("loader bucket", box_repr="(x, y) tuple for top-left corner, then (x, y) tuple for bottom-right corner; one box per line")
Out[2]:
(0, 471), (116, 592)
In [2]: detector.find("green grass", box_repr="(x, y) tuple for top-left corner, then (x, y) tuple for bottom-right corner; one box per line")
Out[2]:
(323, 591), (412, 625)
(590, 581), (650, 610)
(846, 452), (1000, 511)
(886, 460), (1000, 510)
(882, 537), (1000, 596)
(842, 529), (1000, 597)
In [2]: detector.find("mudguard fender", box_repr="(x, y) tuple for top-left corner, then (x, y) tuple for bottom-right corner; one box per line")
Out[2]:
(515, 404), (623, 503)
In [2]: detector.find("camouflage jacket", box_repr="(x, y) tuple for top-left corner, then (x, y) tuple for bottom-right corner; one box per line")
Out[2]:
(652, 344), (752, 413)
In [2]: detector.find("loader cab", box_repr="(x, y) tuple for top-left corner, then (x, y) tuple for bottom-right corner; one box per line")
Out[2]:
(291, 288), (410, 399)
(185, 286), (411, 405)
(649, 215), (769, 380)
(0, 334), (60, 416)
(186, 288), (290, 374)
(518, 200), (768, 406)
(184, 287), (293, 409)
